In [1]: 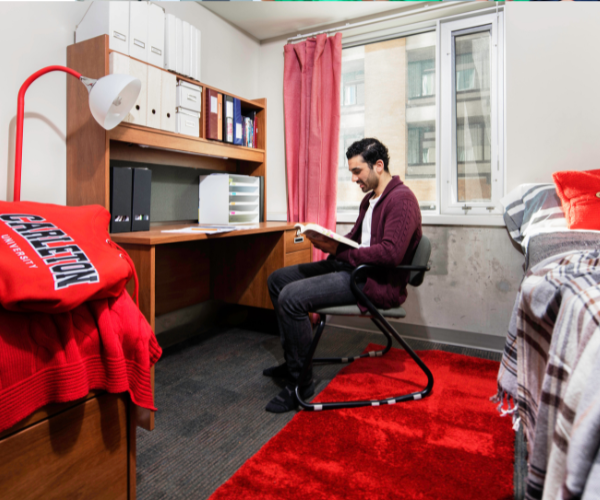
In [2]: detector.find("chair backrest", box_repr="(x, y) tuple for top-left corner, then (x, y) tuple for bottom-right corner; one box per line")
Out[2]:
(408, 235), (431, 287)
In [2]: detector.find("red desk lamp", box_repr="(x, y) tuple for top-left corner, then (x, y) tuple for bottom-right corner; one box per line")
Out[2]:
(14, 65), (141, 202)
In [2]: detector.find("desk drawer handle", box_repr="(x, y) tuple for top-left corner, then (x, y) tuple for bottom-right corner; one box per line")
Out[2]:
(294, 236), (304, 244)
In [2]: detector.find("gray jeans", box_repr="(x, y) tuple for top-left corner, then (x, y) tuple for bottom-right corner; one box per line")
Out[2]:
(267, 259), (363, 380)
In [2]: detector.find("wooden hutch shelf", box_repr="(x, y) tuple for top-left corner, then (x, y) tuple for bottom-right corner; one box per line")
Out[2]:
(63, 31), (312, 326)
(66, 34), (267, 212)
(109, 123), (265, 164)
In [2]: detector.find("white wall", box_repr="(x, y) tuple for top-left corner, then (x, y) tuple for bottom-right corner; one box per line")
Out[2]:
(0, 2), (89, 204)
(331, 223), (523, 351)
(0, 2), (260, 205)
(258, 38), (288, 220)
(505, 3), (600, 191)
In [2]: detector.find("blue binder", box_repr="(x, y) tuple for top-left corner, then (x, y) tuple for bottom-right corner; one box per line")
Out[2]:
(233, 98), (243, 146)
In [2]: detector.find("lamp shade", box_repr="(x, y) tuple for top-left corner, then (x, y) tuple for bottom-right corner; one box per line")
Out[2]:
(88, 74), (141, 130)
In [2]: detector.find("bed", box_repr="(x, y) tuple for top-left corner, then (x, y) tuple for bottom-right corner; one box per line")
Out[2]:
(0, 289), (161, 499)
(0, 149), (162, 498)
(495, 183), (600, 500)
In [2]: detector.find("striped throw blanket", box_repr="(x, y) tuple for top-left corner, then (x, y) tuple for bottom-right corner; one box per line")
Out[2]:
(559, 324), (600, 500)
(495, 249), (600, 500)
(545, 287), (600, 500)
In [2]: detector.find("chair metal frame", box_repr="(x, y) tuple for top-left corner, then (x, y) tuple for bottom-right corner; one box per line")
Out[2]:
(295, 239), (435, 411)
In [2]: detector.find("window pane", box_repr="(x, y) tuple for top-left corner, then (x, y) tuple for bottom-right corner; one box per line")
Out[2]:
(454, 30), (492, 203)
(338, 32), (437, 215)
(422, 69), (435, 97)
(344, 85), (356, 106)
(338, 46), (365, 214)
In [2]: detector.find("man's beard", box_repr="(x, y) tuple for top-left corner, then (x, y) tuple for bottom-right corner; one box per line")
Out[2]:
(358, 171), (378, 192)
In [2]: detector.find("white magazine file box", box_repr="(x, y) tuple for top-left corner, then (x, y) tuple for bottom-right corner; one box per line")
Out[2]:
(75, 2), (130, 55)
(147, 4), (165, 68)
(160, 71), (177, 133)
(129, 1), (148, 62)
(146, 65), (162, 130)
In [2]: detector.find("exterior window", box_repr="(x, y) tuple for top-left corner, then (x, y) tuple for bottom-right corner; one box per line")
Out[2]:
(336, 11), (504, 221)
(408, 60), (435, 99)
(456, 68), (475, 92)
(338, 32), (437, 217)
(344, 84), (357, 106)
(457, 123), (489, 163)
(407, 126), (436, 178)
(422, 68), (435, 97)
(441, 12), (503, 214)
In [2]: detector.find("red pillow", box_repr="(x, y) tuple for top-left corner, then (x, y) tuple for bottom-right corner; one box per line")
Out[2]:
(0, 201), (134, 313)
(552, 169), (600, 230)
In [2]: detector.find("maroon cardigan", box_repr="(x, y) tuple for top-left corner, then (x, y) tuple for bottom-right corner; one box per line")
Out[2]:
(335, 176), (422, 310)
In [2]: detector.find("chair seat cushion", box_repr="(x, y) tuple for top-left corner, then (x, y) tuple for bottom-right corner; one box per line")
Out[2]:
(315, 304), (406, 318)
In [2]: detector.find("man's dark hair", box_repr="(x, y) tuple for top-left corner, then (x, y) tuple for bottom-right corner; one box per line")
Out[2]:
(346, 138), (390, 173)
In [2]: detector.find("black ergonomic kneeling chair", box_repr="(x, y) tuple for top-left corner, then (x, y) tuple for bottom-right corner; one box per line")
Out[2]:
(295, 235), (434, 411)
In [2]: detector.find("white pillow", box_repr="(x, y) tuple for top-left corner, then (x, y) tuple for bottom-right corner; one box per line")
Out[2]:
(501, 184), (567, 250)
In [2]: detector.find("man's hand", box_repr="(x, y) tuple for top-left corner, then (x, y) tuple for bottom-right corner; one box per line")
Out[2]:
(305, 233), (339, 255)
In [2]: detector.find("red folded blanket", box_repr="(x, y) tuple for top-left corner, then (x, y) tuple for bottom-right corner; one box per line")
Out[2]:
(0, 289), (162, 434)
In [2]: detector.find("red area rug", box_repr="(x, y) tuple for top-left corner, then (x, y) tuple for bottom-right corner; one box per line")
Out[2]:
(209, 346), (514, 500)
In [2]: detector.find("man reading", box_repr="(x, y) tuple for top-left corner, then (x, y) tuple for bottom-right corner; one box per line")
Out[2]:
(264, 138), (423, 413)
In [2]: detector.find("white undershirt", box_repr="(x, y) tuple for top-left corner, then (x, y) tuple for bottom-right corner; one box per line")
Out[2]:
(359, 195), (380, 248)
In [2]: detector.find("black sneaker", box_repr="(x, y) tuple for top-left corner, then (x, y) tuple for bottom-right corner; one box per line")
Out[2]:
(265, 382), (315, 413)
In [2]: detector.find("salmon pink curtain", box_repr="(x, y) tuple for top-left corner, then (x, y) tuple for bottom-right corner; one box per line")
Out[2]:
(284, 33), (342, 262)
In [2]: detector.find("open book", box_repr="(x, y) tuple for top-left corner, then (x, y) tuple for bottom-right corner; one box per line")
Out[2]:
(295, 223), (359, 249)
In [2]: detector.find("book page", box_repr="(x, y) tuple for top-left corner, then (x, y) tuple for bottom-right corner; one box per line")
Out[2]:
(295, 223), (359, 249)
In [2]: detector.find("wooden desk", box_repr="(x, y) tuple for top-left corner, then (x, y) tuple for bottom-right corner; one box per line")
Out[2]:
(64, 37), (310, 497)
(111, 222), (312, 332)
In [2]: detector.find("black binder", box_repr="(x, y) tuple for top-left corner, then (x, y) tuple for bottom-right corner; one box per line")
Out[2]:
(131, 168), (152, 232)
(223, 95), (234, 144)
(110, 167), (132, 233)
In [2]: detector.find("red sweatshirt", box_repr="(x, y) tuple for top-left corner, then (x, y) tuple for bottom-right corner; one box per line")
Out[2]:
(0, 289), (161, 434)
(335, 176), (422, 310)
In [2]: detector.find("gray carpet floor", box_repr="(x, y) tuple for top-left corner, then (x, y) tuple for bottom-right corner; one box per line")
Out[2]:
(137, 323), (526, 500)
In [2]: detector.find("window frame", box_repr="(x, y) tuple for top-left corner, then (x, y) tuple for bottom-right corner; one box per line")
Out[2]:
(335, 8), (505, 226)
(439, 12), (504, 217)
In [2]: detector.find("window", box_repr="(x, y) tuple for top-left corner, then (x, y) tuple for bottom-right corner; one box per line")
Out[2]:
(338, 32), (438, 216)
(440, 12), (503, 215)
(338, 47), (366, 215)
(344, 85), (357, 106)
(408, 126), (436, 168)
(456, 68), (475, 92)
(336, 10), (504, 222)
(408, 60), (435, 98)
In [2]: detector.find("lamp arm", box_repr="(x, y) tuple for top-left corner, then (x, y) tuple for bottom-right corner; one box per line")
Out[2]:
(14, 65), (82, 202)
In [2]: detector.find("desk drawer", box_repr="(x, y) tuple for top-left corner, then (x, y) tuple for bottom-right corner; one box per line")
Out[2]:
(285, 248), (311, 267)
(285, 229), (311, 254)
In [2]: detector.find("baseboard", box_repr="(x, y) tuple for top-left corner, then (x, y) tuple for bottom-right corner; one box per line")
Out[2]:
(328, 317), (506, 353)
(154, 300), (506, 353)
